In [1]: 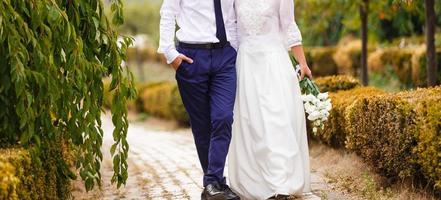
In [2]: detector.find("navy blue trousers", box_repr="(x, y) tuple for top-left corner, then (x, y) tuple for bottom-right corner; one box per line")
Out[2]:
(175, 45), (237, 186)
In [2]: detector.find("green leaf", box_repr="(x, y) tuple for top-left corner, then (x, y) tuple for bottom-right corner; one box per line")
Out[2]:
(47, 5), (60, 23)
(110, 144), (117, 155)
(1, 0), (133, 191)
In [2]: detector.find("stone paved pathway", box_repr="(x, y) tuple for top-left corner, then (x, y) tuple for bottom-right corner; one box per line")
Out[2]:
(72, 115), (344, 200)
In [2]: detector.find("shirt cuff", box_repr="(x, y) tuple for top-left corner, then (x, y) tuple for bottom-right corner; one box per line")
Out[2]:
(164, 49), (180, 64)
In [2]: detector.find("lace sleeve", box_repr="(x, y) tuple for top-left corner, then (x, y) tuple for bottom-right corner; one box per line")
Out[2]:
(279, 0), (302, 49)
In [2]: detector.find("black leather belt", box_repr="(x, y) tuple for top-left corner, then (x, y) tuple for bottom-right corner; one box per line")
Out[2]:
(178, 41), (230, 49)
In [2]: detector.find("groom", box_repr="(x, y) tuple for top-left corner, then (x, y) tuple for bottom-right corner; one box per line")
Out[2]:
(158, 0), (239, 200)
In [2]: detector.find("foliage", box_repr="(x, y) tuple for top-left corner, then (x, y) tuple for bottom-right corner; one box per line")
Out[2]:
(296, 0), (441, 46)
(345, 95), (418, 179)
(370, 47), (415, 86)
(111, 1), (161, 42)
(304, 42), (439, 89)
(313, 85), (441, 191)
(368, 65), (403, 92)
(127, 46), (164, 64)
(398, 87), (441, 190)
(314, 75), (361, 92)
(103, 79), (138, 111)
(312, 87), (384, 146)
(169, 85), (189, 123)
(295, 0), (347, 46)
(139, 82), (189, 124)
(0, 138), (73, 200)
(305, 47), (338, 76)
(332, 38), (364, 76)
(411, 47), (441, 87)
(0, 161), (18, 200)
(368, 46), (441, 88)
(345, 87), (441, 187)
(0, 0), (136, 191)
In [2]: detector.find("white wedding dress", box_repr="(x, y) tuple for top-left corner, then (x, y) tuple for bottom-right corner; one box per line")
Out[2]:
(228, 0), (311, 199)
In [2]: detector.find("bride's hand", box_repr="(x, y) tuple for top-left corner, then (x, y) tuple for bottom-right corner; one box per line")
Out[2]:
(299, 64), (312, 80)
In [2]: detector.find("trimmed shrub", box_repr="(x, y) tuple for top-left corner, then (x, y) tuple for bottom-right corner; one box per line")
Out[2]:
(368, 47), (415, 86)
(315, 75), (361, 92)
(104, 81), (189, 123)
(411, 47), (441, 87)
(344, 87), (441, 189)
(0, 139), (73, 199)
(169, 86), (190, 123)
(313, 87), (385, 146)
(140, 82), (175, 118)
(306, 47), (338, 76)
(127, 46), (158, 64)
(134, 82), (166, 111)
(400, 87), (441, 190)
(333, 39), (362, 75)
(0, 161), (19, 200)
(410, 46), (427, 87)
(345, 95), (418, 179)
(139, 82), (189, 123)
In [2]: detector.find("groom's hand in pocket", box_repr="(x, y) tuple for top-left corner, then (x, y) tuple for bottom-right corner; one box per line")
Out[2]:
(171, 54), (194, 71)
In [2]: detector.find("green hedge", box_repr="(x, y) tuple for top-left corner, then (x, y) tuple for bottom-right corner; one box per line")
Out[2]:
(304, 42), (440, 87)
(411, 47), (441, 87)
(305, 47), (338, 76)
(314, 75), (361, 92)
(103, 80), (189, 124)
(346, 87), (441, 188)
(368, 47), (415, 86)
(398, 87), (441, 189)
(138, 82), (189, 124)
(312, 87), (385, 146)
(0, 139), (73, 200)
(314, 85), (441, 191)
(333, 39), (362, 76)
(126, 46), (167, 64)
(369, 46), (441, 87)
(345, 94), (418, 179)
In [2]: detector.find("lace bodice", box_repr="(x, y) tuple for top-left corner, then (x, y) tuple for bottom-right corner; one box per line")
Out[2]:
(236, 0), (302, 48)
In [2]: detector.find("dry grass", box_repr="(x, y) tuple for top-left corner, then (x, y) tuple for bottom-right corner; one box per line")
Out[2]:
(309, 141), (439, 200)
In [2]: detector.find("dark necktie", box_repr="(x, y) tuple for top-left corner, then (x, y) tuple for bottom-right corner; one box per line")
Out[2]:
(214, 0), (227, 44)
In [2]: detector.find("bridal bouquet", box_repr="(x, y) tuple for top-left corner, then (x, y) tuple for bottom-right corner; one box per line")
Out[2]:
(294, 65), (332, 135)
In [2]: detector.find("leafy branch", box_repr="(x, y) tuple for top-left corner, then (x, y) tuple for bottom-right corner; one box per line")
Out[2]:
(0, 0), (136, 191)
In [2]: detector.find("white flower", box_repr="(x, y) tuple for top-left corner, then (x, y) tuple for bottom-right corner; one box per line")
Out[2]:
(308, 111), (321, 121)
(300, 90), (332, 136)
(318, 92), (329, 100)
(320, 110), (328, 116)
(304, 103), (315, 113)
(306, 94), (316, 102)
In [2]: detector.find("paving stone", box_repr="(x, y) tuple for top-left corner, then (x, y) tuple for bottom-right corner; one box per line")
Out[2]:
(73, 116), (348, 200)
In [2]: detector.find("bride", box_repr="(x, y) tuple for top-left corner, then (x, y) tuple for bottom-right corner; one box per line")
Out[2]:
(228, 0), (312, 199)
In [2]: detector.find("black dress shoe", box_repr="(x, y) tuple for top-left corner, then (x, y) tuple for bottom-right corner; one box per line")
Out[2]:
(221, 184), (240, 200)
(201, 183), (227, 200)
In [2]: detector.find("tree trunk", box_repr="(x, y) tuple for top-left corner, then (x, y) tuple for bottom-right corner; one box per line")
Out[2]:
(425, 0), (437, 86)
(360, 0), (369, 86)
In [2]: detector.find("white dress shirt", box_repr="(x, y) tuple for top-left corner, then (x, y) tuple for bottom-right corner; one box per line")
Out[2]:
(158, 0), (238, 64)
